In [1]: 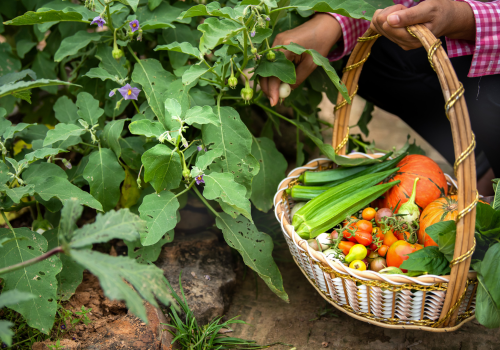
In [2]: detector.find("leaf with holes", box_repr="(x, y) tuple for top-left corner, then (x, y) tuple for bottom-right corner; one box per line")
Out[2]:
(126, 230), (173, 264)
(141, 144), (182, 193)
(83, 148), (125, 212)
(69, 249), (174, 322)
(216, 213), (288, 301)
(139, 191), (179, 246)
(0, 227), (62, 334)
(250, 137), (287, 212)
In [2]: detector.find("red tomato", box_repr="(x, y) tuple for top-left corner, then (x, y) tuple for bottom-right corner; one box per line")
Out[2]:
(395, 231), (411, 241)
(362, 207), (376, 221)
(356, 220), (373, 233)
(338, 241), (355, 255)
(369, 243), (378, 251)
(386, 240), (420, 269)
(355, 231), (373, 246)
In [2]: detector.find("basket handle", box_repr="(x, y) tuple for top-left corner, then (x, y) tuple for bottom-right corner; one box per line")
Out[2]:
(332, 25), (477, 327)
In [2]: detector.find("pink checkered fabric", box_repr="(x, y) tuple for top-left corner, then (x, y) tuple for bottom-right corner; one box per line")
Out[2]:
(327, 0), (500, 77)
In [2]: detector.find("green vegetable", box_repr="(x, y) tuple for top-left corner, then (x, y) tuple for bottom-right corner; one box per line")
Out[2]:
(292, 168), (399, 228)
(397, 177), (420, 224)
(296, 181), (399, 239)
(345, 244), (367, 263)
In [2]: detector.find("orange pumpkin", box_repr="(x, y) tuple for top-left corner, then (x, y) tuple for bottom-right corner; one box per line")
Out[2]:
(418, 195), (458, 247)
(379, 155), (448, 212)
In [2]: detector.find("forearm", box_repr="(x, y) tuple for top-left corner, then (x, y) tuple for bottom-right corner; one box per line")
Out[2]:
(445, 0), (475, 41)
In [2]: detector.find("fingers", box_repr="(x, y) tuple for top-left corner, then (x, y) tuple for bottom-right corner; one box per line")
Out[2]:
(291, 54), (317, 90)
(387, 5), (433, 28)
(267, 76), (282, 107)
(260, 77), (269, 98)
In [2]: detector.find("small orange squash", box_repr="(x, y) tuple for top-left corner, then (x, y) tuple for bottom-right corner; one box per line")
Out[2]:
(418, 195), (458, 247)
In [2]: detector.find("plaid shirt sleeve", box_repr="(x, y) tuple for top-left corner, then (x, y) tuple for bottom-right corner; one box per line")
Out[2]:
(447, 0), (500, 77)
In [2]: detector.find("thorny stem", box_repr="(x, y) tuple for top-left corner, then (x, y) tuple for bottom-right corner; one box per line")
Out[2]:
(192, 186), (220, 218)
(0, 246), (64, 276)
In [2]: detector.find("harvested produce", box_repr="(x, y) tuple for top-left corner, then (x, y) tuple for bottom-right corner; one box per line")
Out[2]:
(292, 169), (398, 229)
(345, 244), (367, 263)
(323, 249), (345, 261)
(307, 233), (333, 251)
(291, 201), (307, 218)
(386, 240), (422, 269)
(349, 260), (367, 271)
(370, 257), (387, 272)
(296, 181), (399, 238)
(298, 165), (371, 186)
(418, 195), (458, 247)
(279, 83), (291, 99)
(362, 207), (376, 221)
(379, 155), (447, 211)
(338, 241), (355, 255)
(397, 177), (420, 224)
(375, 207), (393, 226)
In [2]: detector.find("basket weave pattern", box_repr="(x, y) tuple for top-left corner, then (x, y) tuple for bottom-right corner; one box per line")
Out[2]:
(274, 25), (478, 331)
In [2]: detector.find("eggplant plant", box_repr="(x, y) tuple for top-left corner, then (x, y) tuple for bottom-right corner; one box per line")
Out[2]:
(0, 0), (392, 344)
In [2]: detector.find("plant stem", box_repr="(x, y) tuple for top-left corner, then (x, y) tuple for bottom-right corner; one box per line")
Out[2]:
(127, 45), (142, 66)
(176, 180), (195, 198)
(3, 200), (36, 212)
(295, 109), (300, 165)
(192, 186), (220, 218)
(131, 100), (140, 114)
(269, 6), (296, 14)
(0, 246), (64, 276)
(199, 77), (219, 85)
(105, 3), (115, 32)
(255, 102), (298, 127)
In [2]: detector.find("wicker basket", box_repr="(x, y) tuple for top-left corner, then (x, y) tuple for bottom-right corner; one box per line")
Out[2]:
(274, 25), (479, 331)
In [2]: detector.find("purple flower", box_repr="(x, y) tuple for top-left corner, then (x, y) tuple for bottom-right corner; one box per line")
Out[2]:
(204, 147), (207, 152)
(2, 343), (7, 348)
(250, 31), (256, 37)
(109, 90), (115, 97)
(197, 146), (202, 151)
(129, 20), (140, 32)
(118, 84), (141, 100)
(195, 174), (205, 185)
(61, 325), (66, 330)
(265, 16), (270, 21)
(91, 16), (106, 28)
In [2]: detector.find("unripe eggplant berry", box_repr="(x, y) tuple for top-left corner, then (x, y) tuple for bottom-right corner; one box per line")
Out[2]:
(279, 83), (291, 99)
(266, 51), (276, 62)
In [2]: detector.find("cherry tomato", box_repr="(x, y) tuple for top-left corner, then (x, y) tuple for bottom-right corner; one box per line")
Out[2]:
(362, 207), (376, 221)
(349, 260), (367, 271)
(355, 220), (373, 234)
(338, 241), (355, 255)
(342, 217), (358, 242)
(386, 240), (420, 270)
(395, 231), (411, 241)
(369, 243), (378, 251)
(378, 244), (389, 257)
(383, 230), (398, 248)
(342, 216), (357, 227)
(355, 231), (373, 246)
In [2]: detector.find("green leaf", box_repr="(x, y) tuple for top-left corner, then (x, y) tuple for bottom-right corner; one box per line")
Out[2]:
(70, 209), (145, 248)
(279, 43), (348, 102)
(69, 249), (174, 322)
(204, 172), (252, 221)
(3, 123), (34, 141)
(0, 227), (62, 334)
(425, 220), (456, 261)
(184, 105), (220, 127)
(216, 213), (288, 302)
(4, 10), (89, 26)
(126, 230), (173, 264)
(95, 45), (128, 81)
(30, 176), (103, 211)
(357, 101), (374, 137)
(194, 149), (223, 172)
(250, 137), (287, 212)
(24, 148), (67, 163)
(0, 44), (21, 79)
(139, 191), (179, 246)
(148, 0), (163, 11)
(474, 243), (500, 308)
(0, 79), (76, 99)
(182, 64), (210, 85)
(288, 0), (394, 20)
(115, 0), (140, 12)
(198, 18), (244, 51)
(475, 202), (500, 239)
(131, 59), (176, 128)
(76, 92), (104, 126)
(0, 69), (36, 85)
(154, 41), (201, 59)
(17, 39), (36, 59)
(32, 52), (58, 94)
(141, 144), (182, 193)
(0, 290), (35, 346)
(136, 2), (184, 29)
(493, 179), (500, 210)
(128, 120), (165, 138)
(255, 51), (296, 84)
(53, 96), (79, 124)
(23, 162), (68, 183)
(83, 148), (125, 212)
(5, 185), (35, 204)
(54, 31), (102, 62)
(43, 123), (86, 147)
(102, 119), (126, 158)
(84, 68), (122, 83)
(202, 107), (259, 196)
(476, 274), (500, 328)
(0, 162), (10, 185)
(164, 98), (183, 119)
(180, 3), (246, 21)
(400, 246), (451, 275)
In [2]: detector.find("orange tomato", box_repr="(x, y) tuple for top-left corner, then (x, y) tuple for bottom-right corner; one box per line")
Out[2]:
(395, 231), (411, 241)
(386, 240), (420, 269)
(338, 241), (355, 255)
(362, 207), (376, 221)
(383, 230), (398, 247)
(355, 220), (373, 233)
(378, 245), (389, 257)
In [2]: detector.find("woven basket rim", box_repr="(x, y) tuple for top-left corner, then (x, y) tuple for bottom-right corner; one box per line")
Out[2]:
(274, 153), (478, 286)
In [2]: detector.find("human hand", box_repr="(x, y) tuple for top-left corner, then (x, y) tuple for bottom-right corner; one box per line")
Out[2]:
(370, 0), (475, 51)
(261, 13), (342, 106)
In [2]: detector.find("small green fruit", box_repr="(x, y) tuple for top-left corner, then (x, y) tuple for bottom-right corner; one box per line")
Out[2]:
(112, 48), (124, 60)
(240, 82), (253, 104)
(251, 47), (257, 55)
(266, 51), (276, 62)
(228, 75), (238, 89)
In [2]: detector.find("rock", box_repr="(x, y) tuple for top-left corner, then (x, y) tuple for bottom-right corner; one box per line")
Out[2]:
(155, 231), (236, 325)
